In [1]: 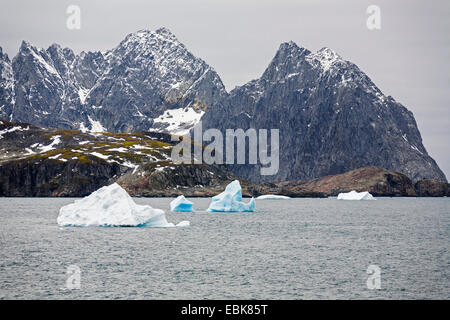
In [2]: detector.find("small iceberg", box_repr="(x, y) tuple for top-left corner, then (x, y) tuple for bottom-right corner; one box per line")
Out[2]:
(175, 220), (190, 227)
(256, 194), (291, 200)
(337, 190), (376, 200)
(207, 180), (255, 212)
(57, 183), (189, 227)
(170, 195), (194, 212)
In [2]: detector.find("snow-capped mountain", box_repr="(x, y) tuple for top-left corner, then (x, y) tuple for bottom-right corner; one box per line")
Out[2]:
(0, 33), (446, 183)
(1, 119), (447, 197)
(200, 41), (447, 182)
(0, 28), (226, 134)
(9, 41), (87, 129)
(84, 28), (226, 133)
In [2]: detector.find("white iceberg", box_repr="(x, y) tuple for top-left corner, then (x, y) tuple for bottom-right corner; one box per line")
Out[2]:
(175, 220), (190, 227)
(256, 194), (291, 200)
(170, 195), (194, 212)
(337, 190), (376, 200)
(57, 183), (189, 227)
(207, 180), (255, 212)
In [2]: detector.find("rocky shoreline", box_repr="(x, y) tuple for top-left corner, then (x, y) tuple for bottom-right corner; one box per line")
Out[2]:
(245, 166), (450, 198)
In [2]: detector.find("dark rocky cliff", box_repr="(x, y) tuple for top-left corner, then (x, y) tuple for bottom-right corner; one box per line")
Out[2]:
(200, 42), (446, 183)
(0, 119), (237, 197)
(0, 120), (447, 197)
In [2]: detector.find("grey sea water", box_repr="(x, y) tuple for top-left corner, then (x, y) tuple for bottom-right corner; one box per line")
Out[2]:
(0, 197), (449, 299)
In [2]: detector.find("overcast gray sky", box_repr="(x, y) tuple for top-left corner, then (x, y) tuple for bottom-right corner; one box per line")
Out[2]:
(1, 0), (449, 179)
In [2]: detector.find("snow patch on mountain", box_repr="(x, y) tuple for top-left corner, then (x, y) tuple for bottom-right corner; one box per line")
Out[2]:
(90, 151), (109, 160)
(78, 87), (89, 104)
(306, 47), (342, 73)
(0, 125), (29, 139)
(88, 116), (105, 132)
(38, 135), (61, 152)
(152, 107), (204, 135)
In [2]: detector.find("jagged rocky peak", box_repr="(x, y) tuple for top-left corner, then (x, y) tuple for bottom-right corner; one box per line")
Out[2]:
(73, 50), (109, 90)
(18, 40), (47, 59)
(46, 43), (76, 62)
(14, 40), (61, 79)
(0, 47), (15, 120)
(45, 43), (76, 80)
(306, 47), (344, 72)
(83, 26), (227, 133)
(200, 41), (447, 183)
(0, 47), (13, 80)
(112, 27), (213, 82)
(0, 46), (9, 61)
(2, 34), (446, 183)
(266, 42), (349, 78)
(260, 42), (356, 85)
(114, 27), (189, 64)
(275, 41), (309, 56)
(261, 41), (311, 81)
(11, 40), (86, 129)
(0, 47), (12, 79)
(5, 28), (227, 134)
(124, 27), (180, 44)
(155, 26), (178, 38)
(304, 47), (383, 97)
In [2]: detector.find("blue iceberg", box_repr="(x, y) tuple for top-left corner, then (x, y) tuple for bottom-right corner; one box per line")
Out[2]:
(170, 195), (194, 212)
(207, 180), (255, 212)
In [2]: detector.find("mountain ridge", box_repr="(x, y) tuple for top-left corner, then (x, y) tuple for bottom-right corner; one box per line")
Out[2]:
(0, 30), (446, 183)
(1, 28), (227, 134)
(1, 119), (448, 197)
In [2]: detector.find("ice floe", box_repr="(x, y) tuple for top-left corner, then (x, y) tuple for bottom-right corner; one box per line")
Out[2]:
(170, 195), (194, 212)
(207, 180), (255, 212)
(337, 190), (376, 200)
(256, 194), (291, 200)
(57, 183), (189, 227)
